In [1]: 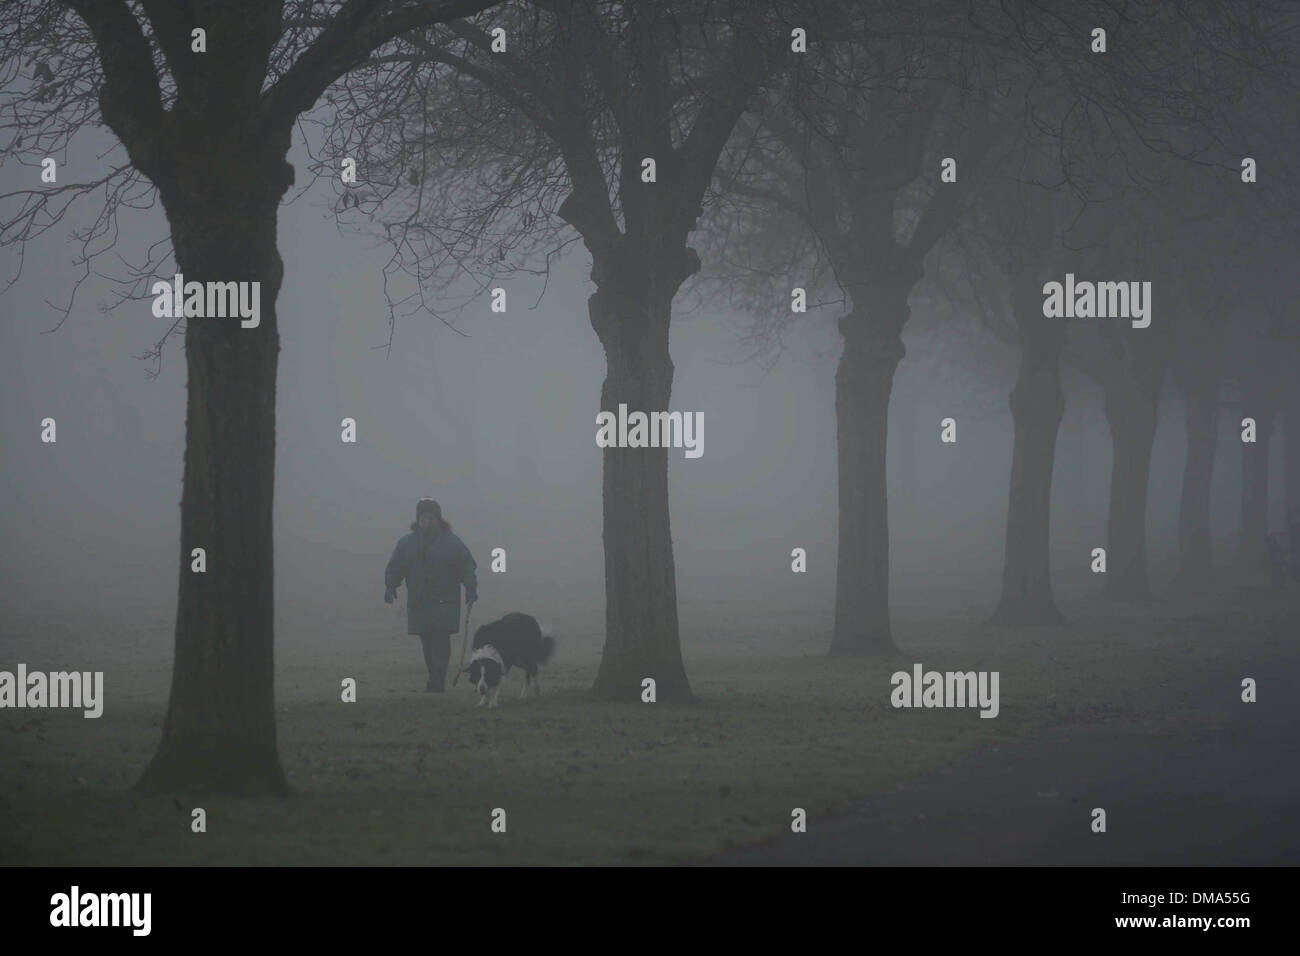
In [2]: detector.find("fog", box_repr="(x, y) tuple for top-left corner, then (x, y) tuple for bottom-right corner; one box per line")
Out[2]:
(2, 128), (1287, 661)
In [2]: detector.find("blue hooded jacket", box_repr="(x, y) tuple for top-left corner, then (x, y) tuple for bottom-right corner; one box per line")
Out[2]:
(385, 524), (478, 634)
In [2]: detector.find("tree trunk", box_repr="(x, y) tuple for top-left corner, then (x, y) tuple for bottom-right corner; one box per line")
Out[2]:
(893, 390), (918, 512)
(1102, 371), (1163, 600)
(136, 144), (294, 795)
(993, 274), (1066, 625)
(1235, 392), (1275, 576)
(1169, 364), (1218, 594)
(588, 260), (692, 702)
(830, 302), (908, 656)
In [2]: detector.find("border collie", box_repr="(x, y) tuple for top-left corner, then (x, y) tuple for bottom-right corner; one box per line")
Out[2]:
(464, 612), (555, 708)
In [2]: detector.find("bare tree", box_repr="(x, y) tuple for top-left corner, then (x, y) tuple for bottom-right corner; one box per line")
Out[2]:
(1050, 219), (1169, 602)
(977, 183), (1074, 625)
(310, 0), (799, 700)
(1, 0), (500, 794)
(1225, 281), (1298, 577)
(700, 0), (1288, 639)
(704, 2), (1012, 653)
(970, 0), (1289, 620)
(1169, 313), (1228, 595)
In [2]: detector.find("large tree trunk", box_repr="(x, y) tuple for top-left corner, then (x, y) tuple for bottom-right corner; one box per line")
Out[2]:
(588, 256), (692, 702)
(1101, 370), (1163, 600)
(1169, 363), (1219, 594)
(830, 300), (908, 656)
(993, 274), (1066, 625)
(136, 140), (294, 795)
(1235, 389), (1276, 576)
(1170, 369), (1219, 593)
(892, 390), (919, 513)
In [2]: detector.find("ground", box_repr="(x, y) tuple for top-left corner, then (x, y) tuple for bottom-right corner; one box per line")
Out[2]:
(1, 582), (1296, 865)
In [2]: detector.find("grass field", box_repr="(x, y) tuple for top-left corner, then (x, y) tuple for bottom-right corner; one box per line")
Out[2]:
(1, 582), (1294, 865)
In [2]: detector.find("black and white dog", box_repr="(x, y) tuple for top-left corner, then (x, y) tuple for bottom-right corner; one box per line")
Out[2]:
(464, 612), (555, 708)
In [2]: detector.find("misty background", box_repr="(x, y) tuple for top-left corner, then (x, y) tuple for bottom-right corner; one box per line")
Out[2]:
(3, 125), (1284, 665)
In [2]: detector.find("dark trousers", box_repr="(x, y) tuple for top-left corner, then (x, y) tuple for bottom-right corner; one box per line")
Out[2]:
(420, 630), (452, 690)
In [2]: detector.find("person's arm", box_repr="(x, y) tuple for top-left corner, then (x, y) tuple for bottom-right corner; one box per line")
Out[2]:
(460, 541), (478, 605)
(384, 537), (409, 599)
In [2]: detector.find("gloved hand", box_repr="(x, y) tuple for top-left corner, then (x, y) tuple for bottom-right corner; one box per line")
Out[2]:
(466, 593), (477, 610)
(384, 586), (396, 604)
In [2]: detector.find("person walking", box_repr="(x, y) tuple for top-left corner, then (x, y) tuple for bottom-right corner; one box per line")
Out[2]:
(384, 498), (478, 691)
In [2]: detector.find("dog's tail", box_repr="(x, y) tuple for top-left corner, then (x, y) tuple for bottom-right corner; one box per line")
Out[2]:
(538, 623), (556, 664)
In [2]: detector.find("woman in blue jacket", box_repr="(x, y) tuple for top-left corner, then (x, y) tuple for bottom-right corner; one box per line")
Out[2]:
(385, 498), (478, 691)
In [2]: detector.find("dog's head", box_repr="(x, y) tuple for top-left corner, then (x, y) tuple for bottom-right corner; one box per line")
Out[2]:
(465, 646), (504, 697)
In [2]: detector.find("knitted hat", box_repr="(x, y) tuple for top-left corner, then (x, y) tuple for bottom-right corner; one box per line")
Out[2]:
(412, 497), (451, 532)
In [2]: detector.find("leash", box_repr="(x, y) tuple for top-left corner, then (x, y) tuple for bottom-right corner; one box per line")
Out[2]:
(451, 600), (473, 686)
